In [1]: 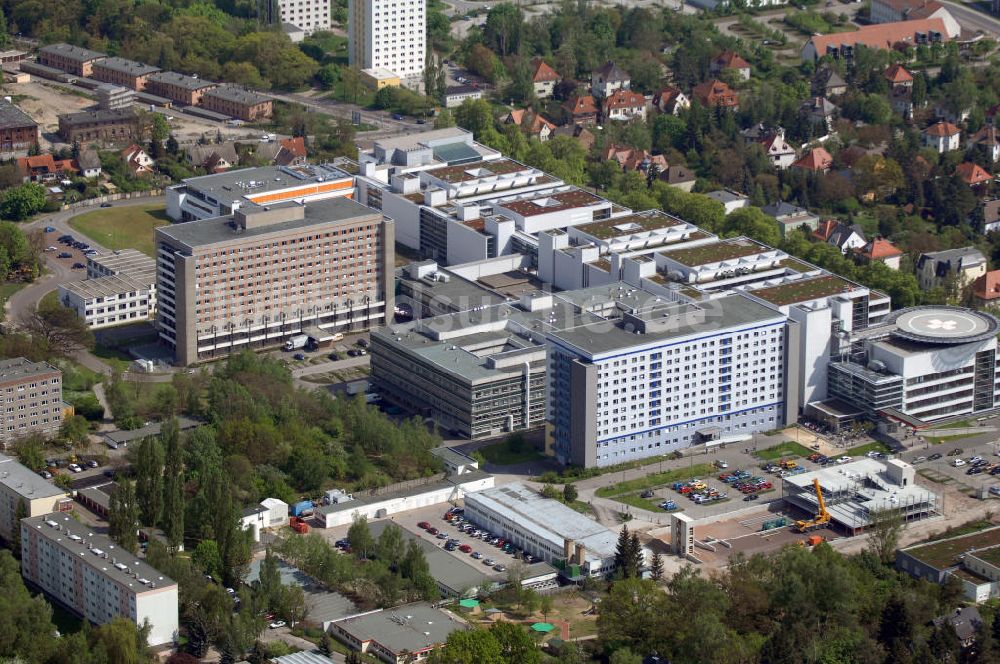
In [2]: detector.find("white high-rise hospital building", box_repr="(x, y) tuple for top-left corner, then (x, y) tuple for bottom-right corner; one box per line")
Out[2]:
(348, 0), (426, 86)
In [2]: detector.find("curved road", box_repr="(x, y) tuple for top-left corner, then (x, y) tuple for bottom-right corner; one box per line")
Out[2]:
(7, 197), (168, 376)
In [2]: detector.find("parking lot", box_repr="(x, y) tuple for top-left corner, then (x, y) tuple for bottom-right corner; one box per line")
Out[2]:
(44, 226), (97, 272)
(902, 440), (1000, 498)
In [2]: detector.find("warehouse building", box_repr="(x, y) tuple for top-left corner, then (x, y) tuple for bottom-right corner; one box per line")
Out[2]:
(91, 57), (160, 91)
(57, 108), (138, 146)
(155, 197), (394, 365)
(145, 71), (217, 106)
(21, 513), (179, 645)
(200, 86), (273, 121)
(331, 602), (467, 664)
(463, 482), (619, 578)
(166, 163), (354, 222)
(0, 453), (68, 541)
(0, 102), (38, 153)
(37, 43), (106, 77)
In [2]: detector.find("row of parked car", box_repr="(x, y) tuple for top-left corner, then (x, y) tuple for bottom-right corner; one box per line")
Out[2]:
(39, 457), (101, 479)
(415, 507), (535, 572)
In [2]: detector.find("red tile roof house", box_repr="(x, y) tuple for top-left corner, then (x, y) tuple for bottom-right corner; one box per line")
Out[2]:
(16, 154), (78, 182)
(710, 50), (751, 81)
(503, 109), (557, 141)
(653, 87), (690, 115)
(120, 144), (154, 176)
(792, 147), (834, 173)
(956, 162), (993, 188)
(923, 121), (961, 153)
(759, 129), (798, 170)
(692, 79), (739, 110)
(602, 144), (668, 172)
(562, 95), (599, 126)
(602, 89), (647, 122)
(856, 236), (904, 269)
(531, 59), (561, 99)
(972, 270), (1000, 305)
(801, 18), (952, 61)
(884, 63), (914, 89)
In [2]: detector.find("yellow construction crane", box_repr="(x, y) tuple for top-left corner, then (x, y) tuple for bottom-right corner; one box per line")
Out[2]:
(795, 478), (831, 533)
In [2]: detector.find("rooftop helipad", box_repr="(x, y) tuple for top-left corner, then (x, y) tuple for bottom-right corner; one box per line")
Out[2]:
(890, 306), (999, 345)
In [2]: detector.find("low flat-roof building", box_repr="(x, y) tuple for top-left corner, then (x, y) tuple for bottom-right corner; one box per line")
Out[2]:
(57, 108), (138, 146)
(21, 513), (179, 645)
(90, 57), (160, 91)
(0, 101), (38, 152)
(59, 249), (157, 329)
(897, 526), (1000, 602)
(330, 602), (468, 664)
(95, 83), (135, 111)
(0, 453), (68, 541)
(37, 43), (106, 77)
(463, 482), (619, 578)
(200, 86), (273, 121)
(146, 71), (217, 106)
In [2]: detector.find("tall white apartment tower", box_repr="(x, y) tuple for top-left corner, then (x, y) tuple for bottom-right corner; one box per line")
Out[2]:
(348, 0), (426, 87)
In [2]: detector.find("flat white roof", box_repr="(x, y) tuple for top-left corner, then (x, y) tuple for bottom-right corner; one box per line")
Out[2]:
(465, 483), (617, 561)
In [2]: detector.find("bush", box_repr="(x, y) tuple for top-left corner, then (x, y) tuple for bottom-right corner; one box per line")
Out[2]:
(69, 392), (105, 421)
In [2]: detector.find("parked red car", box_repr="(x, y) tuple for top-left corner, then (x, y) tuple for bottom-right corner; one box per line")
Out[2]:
(428, 527), (439, 535)
(418, 521), (431, 530)
(459, 544), (472, 553)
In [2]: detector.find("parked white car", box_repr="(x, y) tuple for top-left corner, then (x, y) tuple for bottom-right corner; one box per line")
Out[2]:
(952, 458), (967, 467)
(67, 463), (82, 473)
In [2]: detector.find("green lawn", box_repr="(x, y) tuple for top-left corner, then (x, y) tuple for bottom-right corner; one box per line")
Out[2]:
(845, 441), (892, 456)
(934, 419), (973, 430)
(756, 441), (813, 461)
(68, 204), (170, 256)
(595, 463), (715, 499)
(923, 433), (978, 445)
(614, 493), (664, 512)
(0, 282), (26, 323)
(91, 344), (132, 373)
(478, 438), (544, 465)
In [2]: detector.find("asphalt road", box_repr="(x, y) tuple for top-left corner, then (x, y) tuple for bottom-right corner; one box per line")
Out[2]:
(941, 0), (1000, 36)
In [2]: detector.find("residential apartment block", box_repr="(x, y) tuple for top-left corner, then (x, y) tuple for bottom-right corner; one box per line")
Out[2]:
(201, 86), (273, 121)
(0, 102), (39, 152)
(0, 358), (64, 447)
(37, 43), (106, 77)
(57, 109), (138, 146)
(146, 72), (217, 106)
(349, 0), (425, 86)
(166, 163), (355, 222)
(21, 514), (179, 646)
(91, 57), (160, 91)
(277, 0), (331, 34)
(155, 197), (394, 365)
(0, 453), (68, 541)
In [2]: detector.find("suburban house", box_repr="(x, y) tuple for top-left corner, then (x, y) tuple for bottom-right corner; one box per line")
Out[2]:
(870, 0), (961, 39)
(120, 144), (154, 176)
(923, 121), (961, 153)
(706, 189), (750, 214)
(812, 67), (847, 97)
(762, 201), (821, 237)
(800, 97), (838, 131)
(891, 88), (917, 120)
(563, 95), (599, 126)
(653, 87), (689, 115)
(969, 125), (1000, 163)
(16, 154), (78, 182)
(186, 143), (238, 173)
(792, 147), (834, 173)
(982, 199), (1000, 233)
(76, 149), (102, 178)
(591, 61), (630, 98)
(531, 59), (560, 98)
(710, 50), (751, 81)
(659, 165), (696, 192)
(956, 162), (993, 189)
(814, 220), (866, 253)
(801, 19), (953, 61)
(602, 89), (647, 122)
(692, 79), (739, 110)
(884, 63), (914, 89)
(972, 270), (1000, 306)
(759, 129), (798, 170)
(504, 109), (557, 142)
(916, 247), (988, 290)
(857, 236), (904, 269)
(932, 607), (983, 650)
(551, 124), (595, 151)
(602, 144), (668, 172)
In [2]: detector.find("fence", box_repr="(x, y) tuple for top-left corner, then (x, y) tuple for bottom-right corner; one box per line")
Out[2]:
(60, 189), (164, 211)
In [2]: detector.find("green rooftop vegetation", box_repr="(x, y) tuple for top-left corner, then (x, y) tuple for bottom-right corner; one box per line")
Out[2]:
(751, 275), (857, 306)
(660, 239), (767, 267)
(905, 526), (1000, 569)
